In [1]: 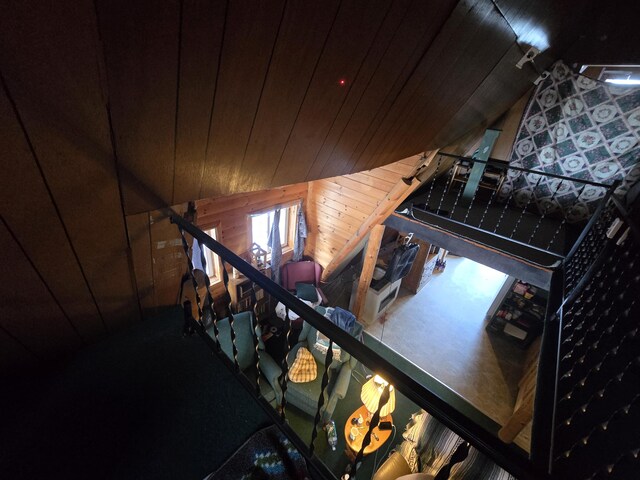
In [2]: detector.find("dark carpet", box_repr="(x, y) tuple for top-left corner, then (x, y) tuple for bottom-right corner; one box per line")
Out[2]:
(0, 307), (270, 480)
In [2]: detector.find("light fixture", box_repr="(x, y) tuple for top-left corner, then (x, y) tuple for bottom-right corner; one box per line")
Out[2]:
(360, 374), (396, 417)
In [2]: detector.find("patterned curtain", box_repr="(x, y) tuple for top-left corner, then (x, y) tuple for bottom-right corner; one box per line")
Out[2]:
(501, 61), (640, 222)
(293, 200), (307, 262)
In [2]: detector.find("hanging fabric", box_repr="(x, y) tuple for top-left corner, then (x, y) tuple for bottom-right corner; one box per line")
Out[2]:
(293, 200), (307, 262)
(267, 208), (282, 284)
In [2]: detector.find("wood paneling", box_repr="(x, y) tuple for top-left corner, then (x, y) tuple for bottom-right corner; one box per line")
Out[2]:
(126, 184), (308, 311)
(126, 213), (155, 311)
(352, 0), (515, 173)
(0, 0), (627, 372)
(305, 156), (422, 269)
(270, 0), (403, 187)
(199, 0), (287, 199)
(172, 0), (227, 204)
(0, 220), (81, 359)
(0, 0), (139, 340)
(308, 0), (458, 180)
(0, 82), (105, 342)
(96, 0), (180, 213)
(235, 1), (341, 192)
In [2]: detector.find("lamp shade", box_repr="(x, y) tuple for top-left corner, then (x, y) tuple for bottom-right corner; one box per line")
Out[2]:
(360, 375), (396, 416)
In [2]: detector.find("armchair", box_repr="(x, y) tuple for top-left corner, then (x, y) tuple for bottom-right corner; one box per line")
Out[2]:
(280, 261), (328, 305)
(284, 320), (362, 422)
(207, 311), (282, 406)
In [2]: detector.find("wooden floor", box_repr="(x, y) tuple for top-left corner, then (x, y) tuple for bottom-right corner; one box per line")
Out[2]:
(366, 256), (532, 451)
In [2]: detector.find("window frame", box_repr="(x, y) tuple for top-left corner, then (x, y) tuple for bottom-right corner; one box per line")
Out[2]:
(202, 226), (223, 285)
(248, 203), (298, 259)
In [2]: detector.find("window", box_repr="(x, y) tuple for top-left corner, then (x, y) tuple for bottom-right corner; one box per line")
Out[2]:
(202, 227), (222, 284)
(250, 205), (297, 258)
(580, 65), (640, 86)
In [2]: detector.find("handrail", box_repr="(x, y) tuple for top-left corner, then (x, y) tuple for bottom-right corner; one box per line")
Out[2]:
(437, 152), (614, 189)
(181, 308), (338, 480)
(169, 212), (548, 480)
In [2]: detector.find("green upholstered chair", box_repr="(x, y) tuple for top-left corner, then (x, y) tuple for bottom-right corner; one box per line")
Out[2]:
(207, 311), (283, 406)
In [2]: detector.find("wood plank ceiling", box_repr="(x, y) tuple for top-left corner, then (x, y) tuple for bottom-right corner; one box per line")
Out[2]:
(1, 0), (610, 216)
(0, 0), (629, 372)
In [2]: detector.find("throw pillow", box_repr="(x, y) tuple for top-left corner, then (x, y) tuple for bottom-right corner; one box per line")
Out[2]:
(296, 282), (319, 303)
(313, 332), (342, 362)
(288, 347), (317, 383)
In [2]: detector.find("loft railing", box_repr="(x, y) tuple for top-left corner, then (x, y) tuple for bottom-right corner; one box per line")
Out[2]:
(169, 213), (546, 480)
(528, 191), (637, 477)
(401, 152), (618, 262)
(550, 196), (639, 480)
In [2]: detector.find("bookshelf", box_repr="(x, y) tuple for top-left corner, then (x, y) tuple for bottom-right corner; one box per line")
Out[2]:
(486, 279), (547, 348)
(228, 269), (272, 322)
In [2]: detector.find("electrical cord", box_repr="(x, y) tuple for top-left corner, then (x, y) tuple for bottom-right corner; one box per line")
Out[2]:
(372, 425), (397, 475)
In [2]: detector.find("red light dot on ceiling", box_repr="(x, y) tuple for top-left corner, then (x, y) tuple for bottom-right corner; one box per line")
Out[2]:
(339, 79), (346, 86)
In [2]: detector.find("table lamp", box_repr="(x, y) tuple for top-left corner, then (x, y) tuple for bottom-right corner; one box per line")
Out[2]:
(360, 374), (396, 417)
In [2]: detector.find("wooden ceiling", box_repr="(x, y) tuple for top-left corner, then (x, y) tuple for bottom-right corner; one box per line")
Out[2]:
(1, 0), (626, 216)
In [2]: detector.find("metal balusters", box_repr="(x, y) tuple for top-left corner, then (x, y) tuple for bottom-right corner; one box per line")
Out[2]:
(553, 217), (640, 480)
(477, 180), (500, 230)
(278, 307), (293, 421)
(248, 281), (263, 397)
(309, 338), (334, 455)
(422, 154), (444, 210)
(447, 169), (467, 220)
(493, 176), (518, 234)
(462, 165), (490, 224)
(434, 440), (471, 480)
(544, 184), (586, 250)
(178, 226), (205, 327)
(351, 384), (391, 478)
(555, 394), (640, 463)
(509, 176), (543, 239)
(527, 180), (570, 245)
(436, 161), (457, 215)
(220, 260), (240, 371)
(198, 237), (221, 349)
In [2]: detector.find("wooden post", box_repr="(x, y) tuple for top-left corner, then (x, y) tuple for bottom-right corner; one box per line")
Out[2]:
(352, 224), (385, 320)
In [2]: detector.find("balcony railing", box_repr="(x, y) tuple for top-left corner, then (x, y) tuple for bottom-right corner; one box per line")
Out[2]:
(169, 213), (547, 480)
(400, 152), (618, 264)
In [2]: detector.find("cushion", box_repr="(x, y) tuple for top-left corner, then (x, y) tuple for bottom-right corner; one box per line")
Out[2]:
(288, 347), (317, 383)
(314, 331), (342, 362)
(296, 282), (319, 302)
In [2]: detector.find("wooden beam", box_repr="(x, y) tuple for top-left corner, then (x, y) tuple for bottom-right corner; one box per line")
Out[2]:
(352, 224), (385, 319)
(322, 151), (438, 281)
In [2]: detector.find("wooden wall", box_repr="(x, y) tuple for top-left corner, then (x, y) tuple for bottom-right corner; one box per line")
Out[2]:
(1, 1), (597, 214)
(306, 157), (421, 267)
(0, 1), (139, 377)
(0, 0), (623, 375)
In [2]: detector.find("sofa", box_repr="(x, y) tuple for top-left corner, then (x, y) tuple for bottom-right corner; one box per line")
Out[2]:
(373, 411), (515, 480)
(283, 320), (361, 422)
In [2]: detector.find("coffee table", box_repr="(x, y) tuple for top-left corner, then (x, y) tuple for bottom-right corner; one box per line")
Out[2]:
(344, 404), (392, 458)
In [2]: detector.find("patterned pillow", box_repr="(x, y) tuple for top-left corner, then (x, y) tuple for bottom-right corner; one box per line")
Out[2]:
(288, 347), (317, 383)
(314, 332), (342, 362)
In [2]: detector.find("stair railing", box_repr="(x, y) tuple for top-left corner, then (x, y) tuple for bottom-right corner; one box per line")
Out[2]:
(170, 212), (548, 480)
